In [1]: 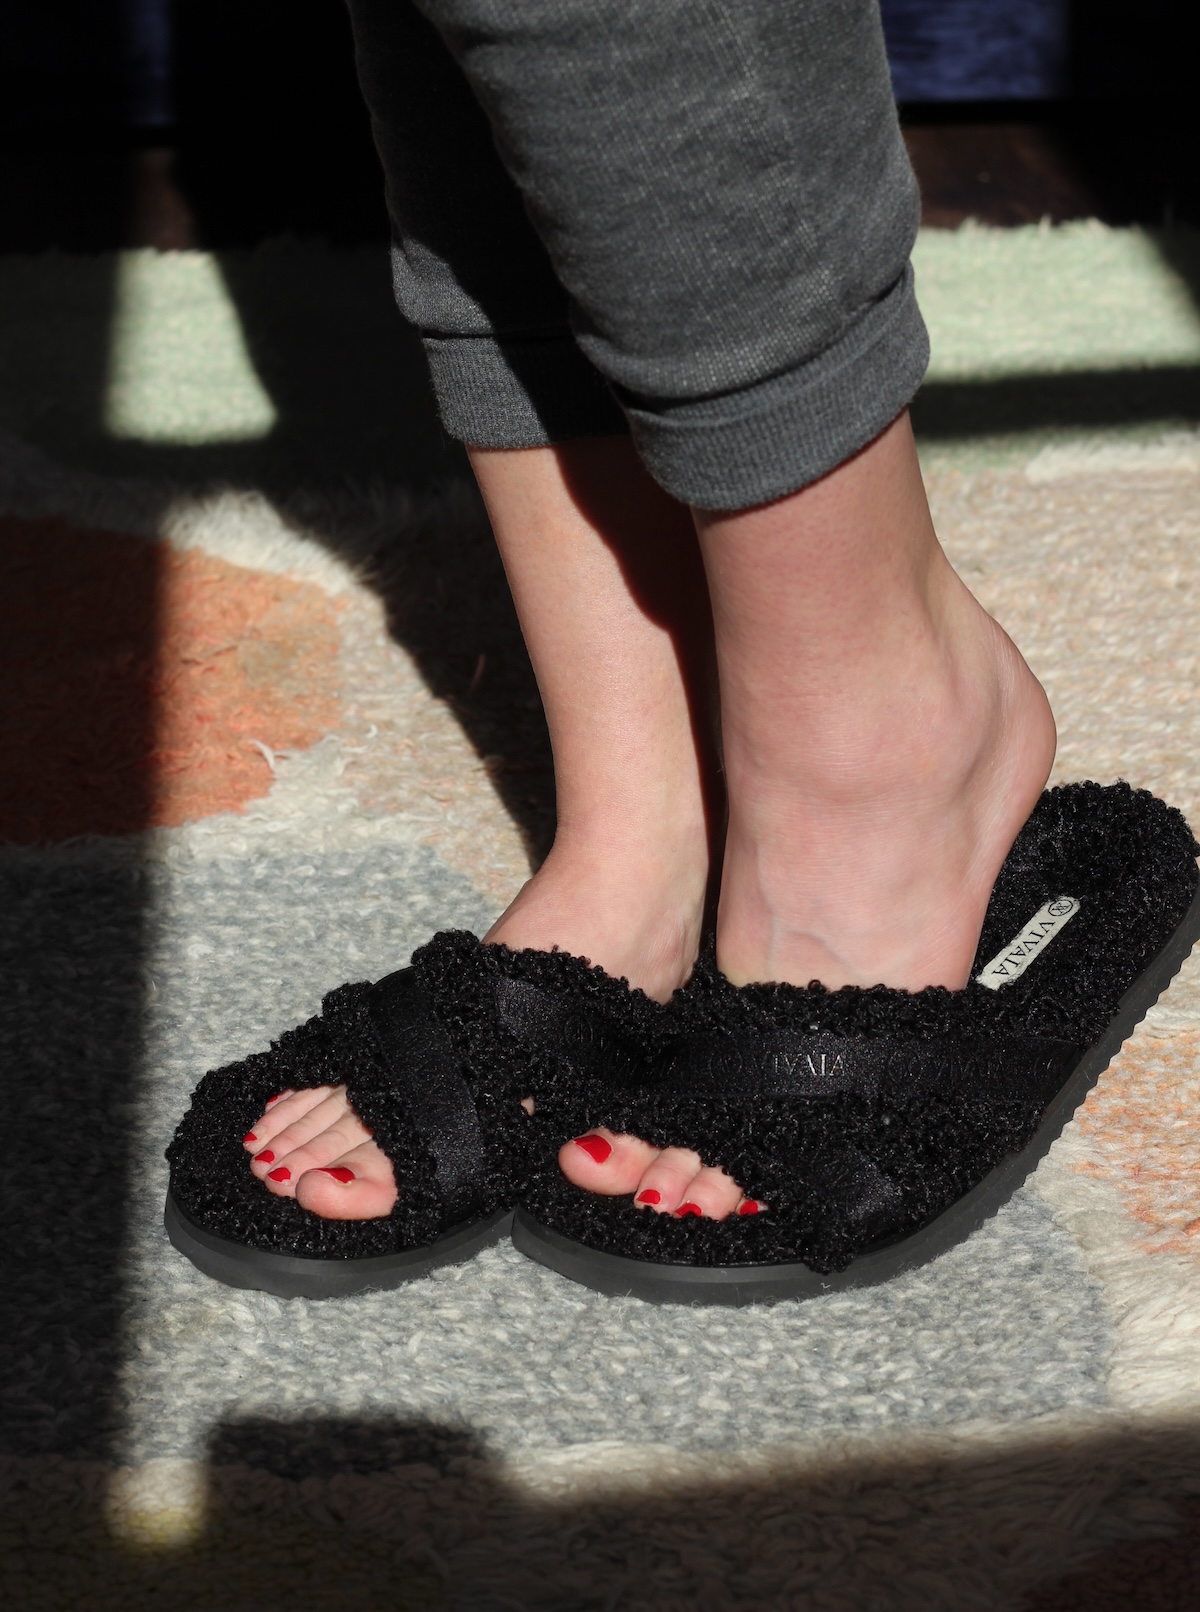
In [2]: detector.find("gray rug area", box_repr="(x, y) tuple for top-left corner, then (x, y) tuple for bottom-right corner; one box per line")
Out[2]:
(2, 840), (1111, 1480)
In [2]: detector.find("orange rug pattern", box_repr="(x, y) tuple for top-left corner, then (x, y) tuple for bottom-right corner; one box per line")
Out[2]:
(1073, 1033), (1200, 1264)
(0, 515), (341, 841)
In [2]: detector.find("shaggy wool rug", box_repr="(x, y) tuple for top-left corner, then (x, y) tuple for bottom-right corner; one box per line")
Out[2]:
(2, 225), (1200, 1610)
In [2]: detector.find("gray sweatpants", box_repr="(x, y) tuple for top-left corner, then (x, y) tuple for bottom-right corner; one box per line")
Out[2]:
(347, 0), (927, 510)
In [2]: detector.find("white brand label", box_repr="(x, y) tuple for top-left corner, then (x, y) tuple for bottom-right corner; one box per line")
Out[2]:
(975, 896), (1080, 990)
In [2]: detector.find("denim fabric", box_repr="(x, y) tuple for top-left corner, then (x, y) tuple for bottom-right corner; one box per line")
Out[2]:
(347, 0), (927, 508)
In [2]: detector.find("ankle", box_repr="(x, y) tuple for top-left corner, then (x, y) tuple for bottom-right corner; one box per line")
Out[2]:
(715, 598), (1055, 992)
(486, 825), (710, 1001)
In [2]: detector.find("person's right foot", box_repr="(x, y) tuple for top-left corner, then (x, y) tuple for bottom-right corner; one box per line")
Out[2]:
(243, 431), (731, 1219)
(242, 832), (740, 1219)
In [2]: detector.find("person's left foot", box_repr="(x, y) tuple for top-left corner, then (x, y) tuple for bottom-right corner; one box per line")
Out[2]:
(556, 1127), (762, 1218)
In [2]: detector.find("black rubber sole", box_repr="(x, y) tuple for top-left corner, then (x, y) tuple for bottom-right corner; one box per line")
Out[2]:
(164, 1194), (514, 1300)
(512, 881), (1200, 1307)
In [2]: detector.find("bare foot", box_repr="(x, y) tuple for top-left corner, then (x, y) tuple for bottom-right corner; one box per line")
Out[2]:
(698, 413), (1055, 992)
(243, 433), (730, 1220)
(243, 827), (723, 1219)
(246, 419), (1056, 1227)
(557, 415), (1056, 1215)
(711, 581), (1055, 992)
(243, 1086), (394, 1219)
(556, 1127), (764, 1220)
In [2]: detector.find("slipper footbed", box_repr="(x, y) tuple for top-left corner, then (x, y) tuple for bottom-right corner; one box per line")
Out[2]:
(520, 783), (1200, 1272)
(166, 931), (664, 1260)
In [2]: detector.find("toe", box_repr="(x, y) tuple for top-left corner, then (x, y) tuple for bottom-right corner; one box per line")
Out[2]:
(669, 1164), (744, 1221)
(627, 1145), (706, 1213)
(631, 1149), (744, 1218)
(256, 1129), (375, 1194)
(294, 1140), (398, 1220)
(243, 1086), (332, 1153)
(248, 1090), (368, 1179)
(259, 1158), (299, 1196)
(250, 1086), (378, 1201)
(557, 1128), (661, 1196)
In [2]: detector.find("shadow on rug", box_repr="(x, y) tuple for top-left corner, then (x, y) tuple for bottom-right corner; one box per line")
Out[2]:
(4, 1418), (1200, 1610)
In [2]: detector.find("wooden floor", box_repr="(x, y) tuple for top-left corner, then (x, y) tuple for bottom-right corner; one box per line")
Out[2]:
(905, 120), (1117, 226)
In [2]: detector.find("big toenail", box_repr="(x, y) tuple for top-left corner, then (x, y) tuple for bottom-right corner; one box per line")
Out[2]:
(573, 1135), (612, 1164)
(319, 1166), (355, 1183)
(738, 1200), (762, 1216)
(636, 1189), (661, 1205)
(676, 1202), (703, 1217)
(254, 1150), (275, 1163)
(267, 1166), (291, 1182)
(243, 1133), (257, 1144)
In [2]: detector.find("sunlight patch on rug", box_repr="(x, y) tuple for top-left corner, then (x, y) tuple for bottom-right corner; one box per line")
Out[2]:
(915, 222), (1200, 381)
(103, 252), (277, 444)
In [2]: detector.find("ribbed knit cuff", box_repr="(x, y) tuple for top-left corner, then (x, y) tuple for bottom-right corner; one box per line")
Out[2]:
(619, 266), (930, 510)
(424, 332), (629, 448)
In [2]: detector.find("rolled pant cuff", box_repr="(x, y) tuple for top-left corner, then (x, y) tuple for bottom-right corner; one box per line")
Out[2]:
(425, 332), (629, 448)
(619, 266), (930, 511)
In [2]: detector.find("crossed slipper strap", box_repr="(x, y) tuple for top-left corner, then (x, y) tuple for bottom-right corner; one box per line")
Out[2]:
(654, 1025), (1082, 1105)
(493, 975), (648, 1083)
(496, 974), (1080, 1107)
(651, 1026), (1084, 1233)
(351, 968), (654, 1228)
(360, 968), (489, 1226)
(501, 977), (1082, 1233)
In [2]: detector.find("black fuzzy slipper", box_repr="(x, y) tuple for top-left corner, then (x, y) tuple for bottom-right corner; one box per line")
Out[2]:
(165, 931), (660, 1299)
(512, 784), (1200, 1306)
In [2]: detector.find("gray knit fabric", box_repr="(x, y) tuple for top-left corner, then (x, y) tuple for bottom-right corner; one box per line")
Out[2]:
(349, 0), (928, 505)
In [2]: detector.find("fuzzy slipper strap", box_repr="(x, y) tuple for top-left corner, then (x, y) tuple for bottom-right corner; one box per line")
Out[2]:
(494, 976), (648, 1084)
(648, 1025), (1084, 1232)
(346, 968), (489, 1225)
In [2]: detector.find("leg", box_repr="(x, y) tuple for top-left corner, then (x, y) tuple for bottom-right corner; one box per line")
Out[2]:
(700, 410), (1056, 993)
(241, 6), (712, 1219)
(471, 438), (718, 996)
(245, 435), (726, 1218)
(558, 413), (1055, 1220)
(416, 0), (927, 506)
(251, 4), (1051, 1232)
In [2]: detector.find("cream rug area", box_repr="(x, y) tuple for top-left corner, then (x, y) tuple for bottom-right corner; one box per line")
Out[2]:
(1, 225), (1199, 1610)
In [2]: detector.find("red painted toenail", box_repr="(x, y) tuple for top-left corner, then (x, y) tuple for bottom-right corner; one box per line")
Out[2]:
(738, 1200), (761, 1216)
(254, 1150), (275, 1164)
(319, 1166), (355, 1183)
(573, 1134), (612, 1164)
(636, 1189), (661, 1205)
(243, 1133), (257, 1144)
(267, 1166), (291, 1182)
(676, 1202), (703, 1217)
